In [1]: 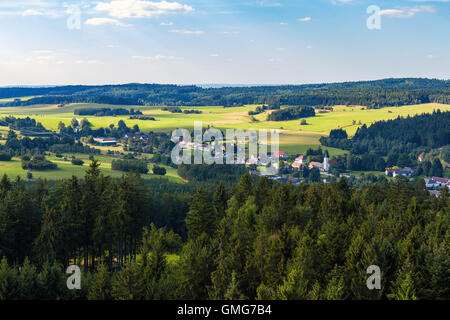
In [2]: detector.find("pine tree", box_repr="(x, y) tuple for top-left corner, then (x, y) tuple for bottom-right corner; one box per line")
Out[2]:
(88, 263), (112, 300)
(111, 260), (144, 300)
(185, 188), (217, 241)
(213, 182), (228, 220)
(16, 257), (38, 300)
(324, 273), (345, 300)
(224, 271), (244, 300)
(0, 257), (18, 300)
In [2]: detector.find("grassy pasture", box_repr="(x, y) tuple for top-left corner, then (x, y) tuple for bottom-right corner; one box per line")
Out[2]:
(0, 153), (184, 184)
(0, 102), (448, 156)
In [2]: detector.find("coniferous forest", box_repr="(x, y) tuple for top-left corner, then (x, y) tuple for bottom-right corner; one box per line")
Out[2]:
(0, 160), (448, 300)
(2, 78), (449, 108)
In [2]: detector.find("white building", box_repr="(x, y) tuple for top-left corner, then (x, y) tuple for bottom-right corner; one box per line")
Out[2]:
(323, 154), (330, 172)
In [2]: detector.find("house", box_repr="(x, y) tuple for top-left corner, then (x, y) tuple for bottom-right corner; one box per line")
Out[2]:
(429, 190), (441, 198)
(418, 153), (425, 162)
(271, 151), (288, 159)
(309, 161), (323, 170)
(385, 167), (414, 177)
(431, 177), (450, 187)
(249, 170), (261, 176)
(246, 157), (260, 166)
(291, 161), (302, 169)
(291, 155), (307, 169)
(295, 155), (307, 164)
(425, 179), (441, 189)
(93, 137), (118, 146)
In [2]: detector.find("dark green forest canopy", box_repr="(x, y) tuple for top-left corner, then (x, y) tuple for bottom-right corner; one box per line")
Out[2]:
(321, 110), (450, 155)
(0, 166), (448, 300)
(2, 78), (449, 107)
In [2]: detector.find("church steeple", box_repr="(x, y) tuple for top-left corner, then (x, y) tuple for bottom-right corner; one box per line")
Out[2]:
(323, 150), (330, 172)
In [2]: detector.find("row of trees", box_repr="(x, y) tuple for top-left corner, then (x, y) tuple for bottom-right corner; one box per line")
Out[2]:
(267, 106), (315, 121)
(74, 108), (143, 117)
(111, 159), (149, 174)
(1, 130), (97, 157)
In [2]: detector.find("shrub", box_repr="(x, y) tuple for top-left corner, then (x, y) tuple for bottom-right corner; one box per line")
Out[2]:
(152, 165), (167, 176)
(26, 172), (33, 179)
(71, 158), (84, 166)
(0, 151), (11, 161)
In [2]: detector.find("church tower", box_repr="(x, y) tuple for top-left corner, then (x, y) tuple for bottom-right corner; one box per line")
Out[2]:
(323, 150), (330, 172)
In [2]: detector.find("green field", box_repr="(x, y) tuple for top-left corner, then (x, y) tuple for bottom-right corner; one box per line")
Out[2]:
(0, 153), (185, 184)
(0, 102), (449, 157)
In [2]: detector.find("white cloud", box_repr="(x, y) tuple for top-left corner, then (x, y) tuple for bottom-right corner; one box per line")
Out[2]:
(298, 17), (311, 22)
(32, 50), (54, 55)
(132, 55), (175, 60)
(160, 21), (173, 26)
(306, 45), (313, 49)
(279, 22), (288, 25)
(36, 55), (57, 61)
(94, 0), (194, 19)
(259, 1), (281, 7)
(380, 5), (436, 18)
(210, 53), (220, 57)
(425, 54), (434, 59)
(221, 31), (239, 35)
(75, 60), (103, 65)
(22, 9), (44, 16)
(85, 18), (130, 27)
(169, 29), (204, 35)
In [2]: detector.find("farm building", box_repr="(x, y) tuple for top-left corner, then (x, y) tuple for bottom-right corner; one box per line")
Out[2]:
(94, 137), (118, 146)
(385, 167), (414, 177)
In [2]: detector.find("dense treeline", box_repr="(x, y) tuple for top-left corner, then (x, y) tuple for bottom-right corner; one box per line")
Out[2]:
(321, 110), (450, 172)
(21, 155), (57, 171)
(1, 131), (78, 157)
(58, 118), (141, 140)
(49, 143), (101, 155)
(177, 164), (247, 183)
(111, 159), (149, 174)
(123, 132), (175, 156)
(267, 106), (315, 121)
(0, 168), (448, 300)
(2, 78), (449, 108)
(74, 108), (142, 117)
(1, 116), (47, 131)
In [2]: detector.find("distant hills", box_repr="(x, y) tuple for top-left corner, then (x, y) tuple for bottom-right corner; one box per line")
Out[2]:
(1, 78), (449, 108)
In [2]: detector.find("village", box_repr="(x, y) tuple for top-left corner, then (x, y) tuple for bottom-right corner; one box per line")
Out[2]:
(88, 132), (450, 197)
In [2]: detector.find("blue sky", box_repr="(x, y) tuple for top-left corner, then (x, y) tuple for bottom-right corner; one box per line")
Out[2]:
(0, 0), (448, 85)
